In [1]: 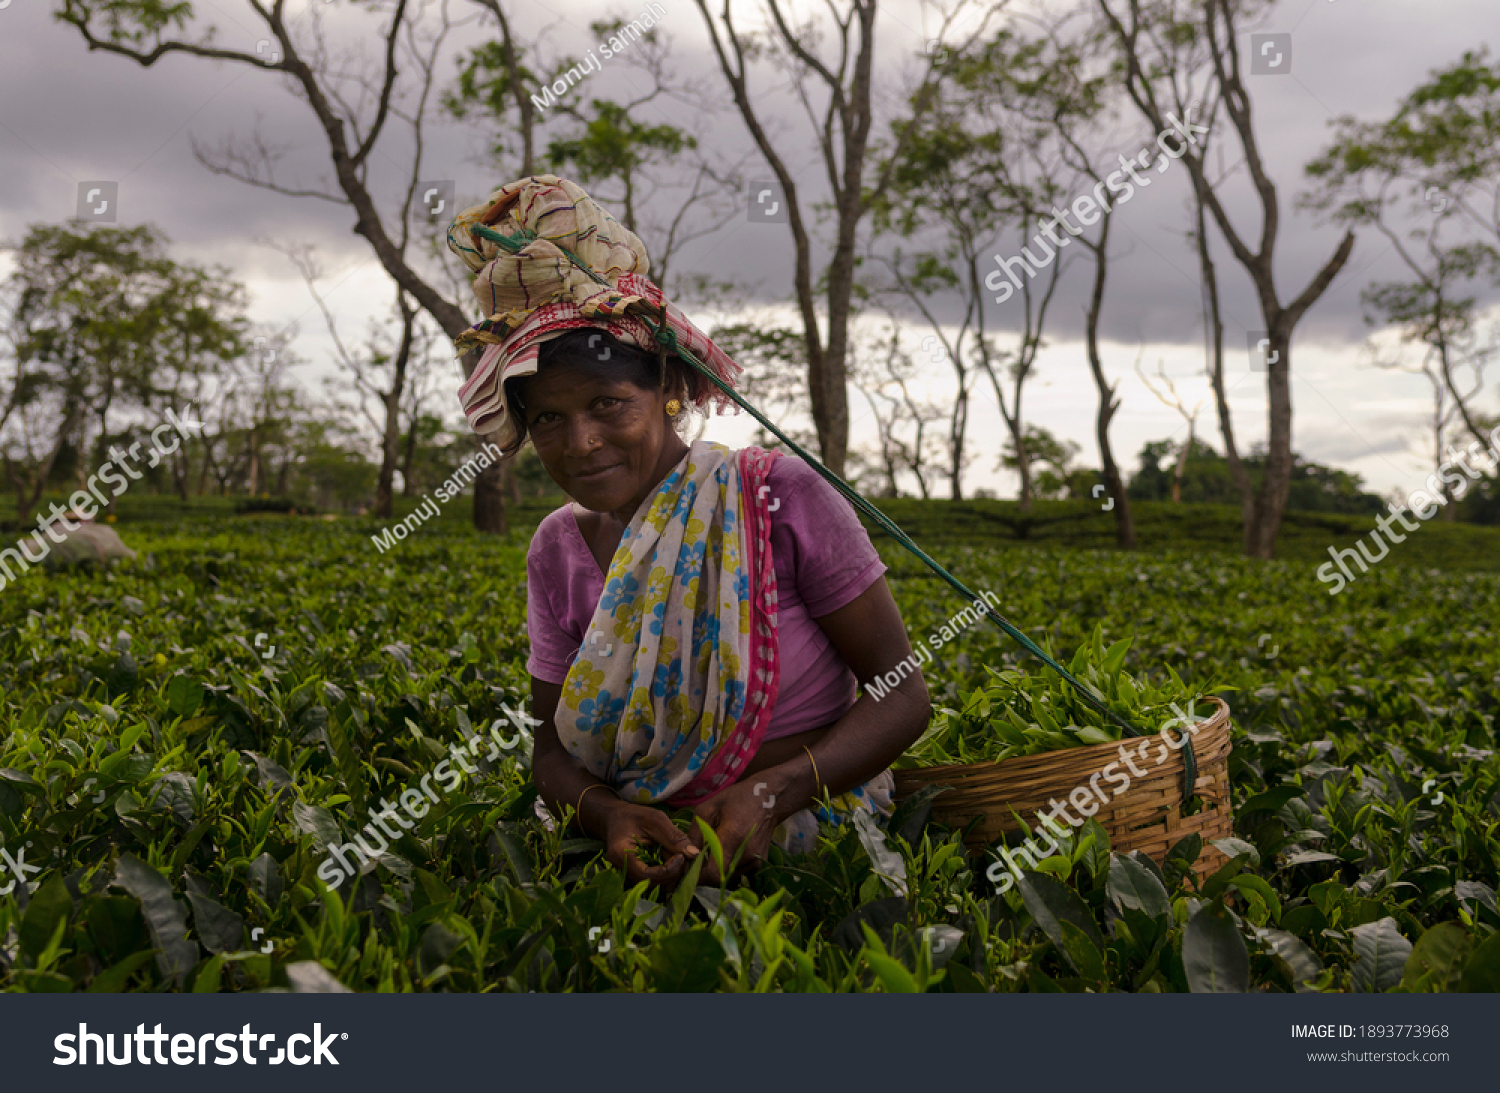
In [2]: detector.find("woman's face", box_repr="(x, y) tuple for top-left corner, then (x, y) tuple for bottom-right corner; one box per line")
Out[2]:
(518, 355), (686, 521)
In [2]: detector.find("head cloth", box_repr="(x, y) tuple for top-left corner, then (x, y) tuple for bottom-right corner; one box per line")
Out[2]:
(445, 174), (743, 448)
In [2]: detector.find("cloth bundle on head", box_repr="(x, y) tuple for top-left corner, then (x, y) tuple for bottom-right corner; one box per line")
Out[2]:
(445, 175), (744, 450)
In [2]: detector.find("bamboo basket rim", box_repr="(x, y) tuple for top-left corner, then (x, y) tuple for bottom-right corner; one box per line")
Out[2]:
(894, 694), (1232, 790)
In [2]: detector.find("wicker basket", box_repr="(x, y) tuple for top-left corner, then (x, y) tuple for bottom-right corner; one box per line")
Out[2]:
(892, 696), (1235, 882)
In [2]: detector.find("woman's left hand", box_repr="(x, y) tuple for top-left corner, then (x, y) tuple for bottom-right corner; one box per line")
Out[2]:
(689, 778), (789, 884)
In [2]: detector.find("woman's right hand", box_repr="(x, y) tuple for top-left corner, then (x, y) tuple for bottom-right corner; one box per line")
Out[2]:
(600, 800), (700, 887)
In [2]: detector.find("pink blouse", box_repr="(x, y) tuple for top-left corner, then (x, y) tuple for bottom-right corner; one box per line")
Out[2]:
(525, 454), (888, 740)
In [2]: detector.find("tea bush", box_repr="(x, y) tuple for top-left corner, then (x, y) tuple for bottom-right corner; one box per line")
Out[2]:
(0, 505), (1496, 992)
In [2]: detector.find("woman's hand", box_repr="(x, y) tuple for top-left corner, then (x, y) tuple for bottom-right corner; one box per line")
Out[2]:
(689, 778), (794, 885)
(600, 800), (700, 887)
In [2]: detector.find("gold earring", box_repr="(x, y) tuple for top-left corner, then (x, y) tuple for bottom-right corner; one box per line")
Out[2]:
(665, 399), (682, 417)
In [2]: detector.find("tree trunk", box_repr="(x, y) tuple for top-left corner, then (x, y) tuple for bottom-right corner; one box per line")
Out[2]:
(816, 196), (861, 476)
(195, 442), (211, 496)
(1195, 196), (1255, 539)
(473, 464), (508, 534)
(401, 421), (419, 497)
(506, 460), (522, 505)
(949, 384), (967, 501)
(1091, 379), (1133, 545)
(910, 412), (931, 501)
(459, 349), (506, 533)
(373, 294), (415, 519)
(6, 461), (25, 522)
(1246, 327), (1295, 559)
(1013, 425), (1034, 513)
(1083, 212), (1135, 548)
(859, 385), (899, 498)
(472, 433), (509, 535)
(1433, 418), (1459, 520)
(247, 425), (261, 497)
(1171, 435), (1189, 504)
(373, 392), (398, 517)
(17, 400), (81, 524)
(1099, 424), (1134, 547)
(1437, 338), (1491, 449)
(171, 448), (190, 502)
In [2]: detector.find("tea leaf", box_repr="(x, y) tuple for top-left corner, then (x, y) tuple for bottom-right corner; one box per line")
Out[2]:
(1016, 872), (1104, 974)
(1107, 853), (1171, 919)
(1351, 918), (1413, 993)
(1183, 902), (1249, 993)
(113, 854), (199, 987)
(1399, 922), (1469, 993)
(19, 875), (72, 962)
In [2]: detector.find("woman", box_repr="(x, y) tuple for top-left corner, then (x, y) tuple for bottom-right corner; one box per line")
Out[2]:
(446, 176), (931, 887)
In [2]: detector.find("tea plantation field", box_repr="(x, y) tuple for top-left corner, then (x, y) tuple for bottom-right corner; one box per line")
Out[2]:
(1, 499), (1497, 992)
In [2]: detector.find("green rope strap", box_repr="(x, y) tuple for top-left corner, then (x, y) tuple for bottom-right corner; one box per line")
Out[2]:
(466, 222), (1198, 803)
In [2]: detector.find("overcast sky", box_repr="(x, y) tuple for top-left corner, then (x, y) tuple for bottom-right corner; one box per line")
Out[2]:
(0, 0), (1494, 501)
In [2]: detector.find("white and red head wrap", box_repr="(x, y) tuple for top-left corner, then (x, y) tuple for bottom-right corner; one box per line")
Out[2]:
(445, 175), (744, 449)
